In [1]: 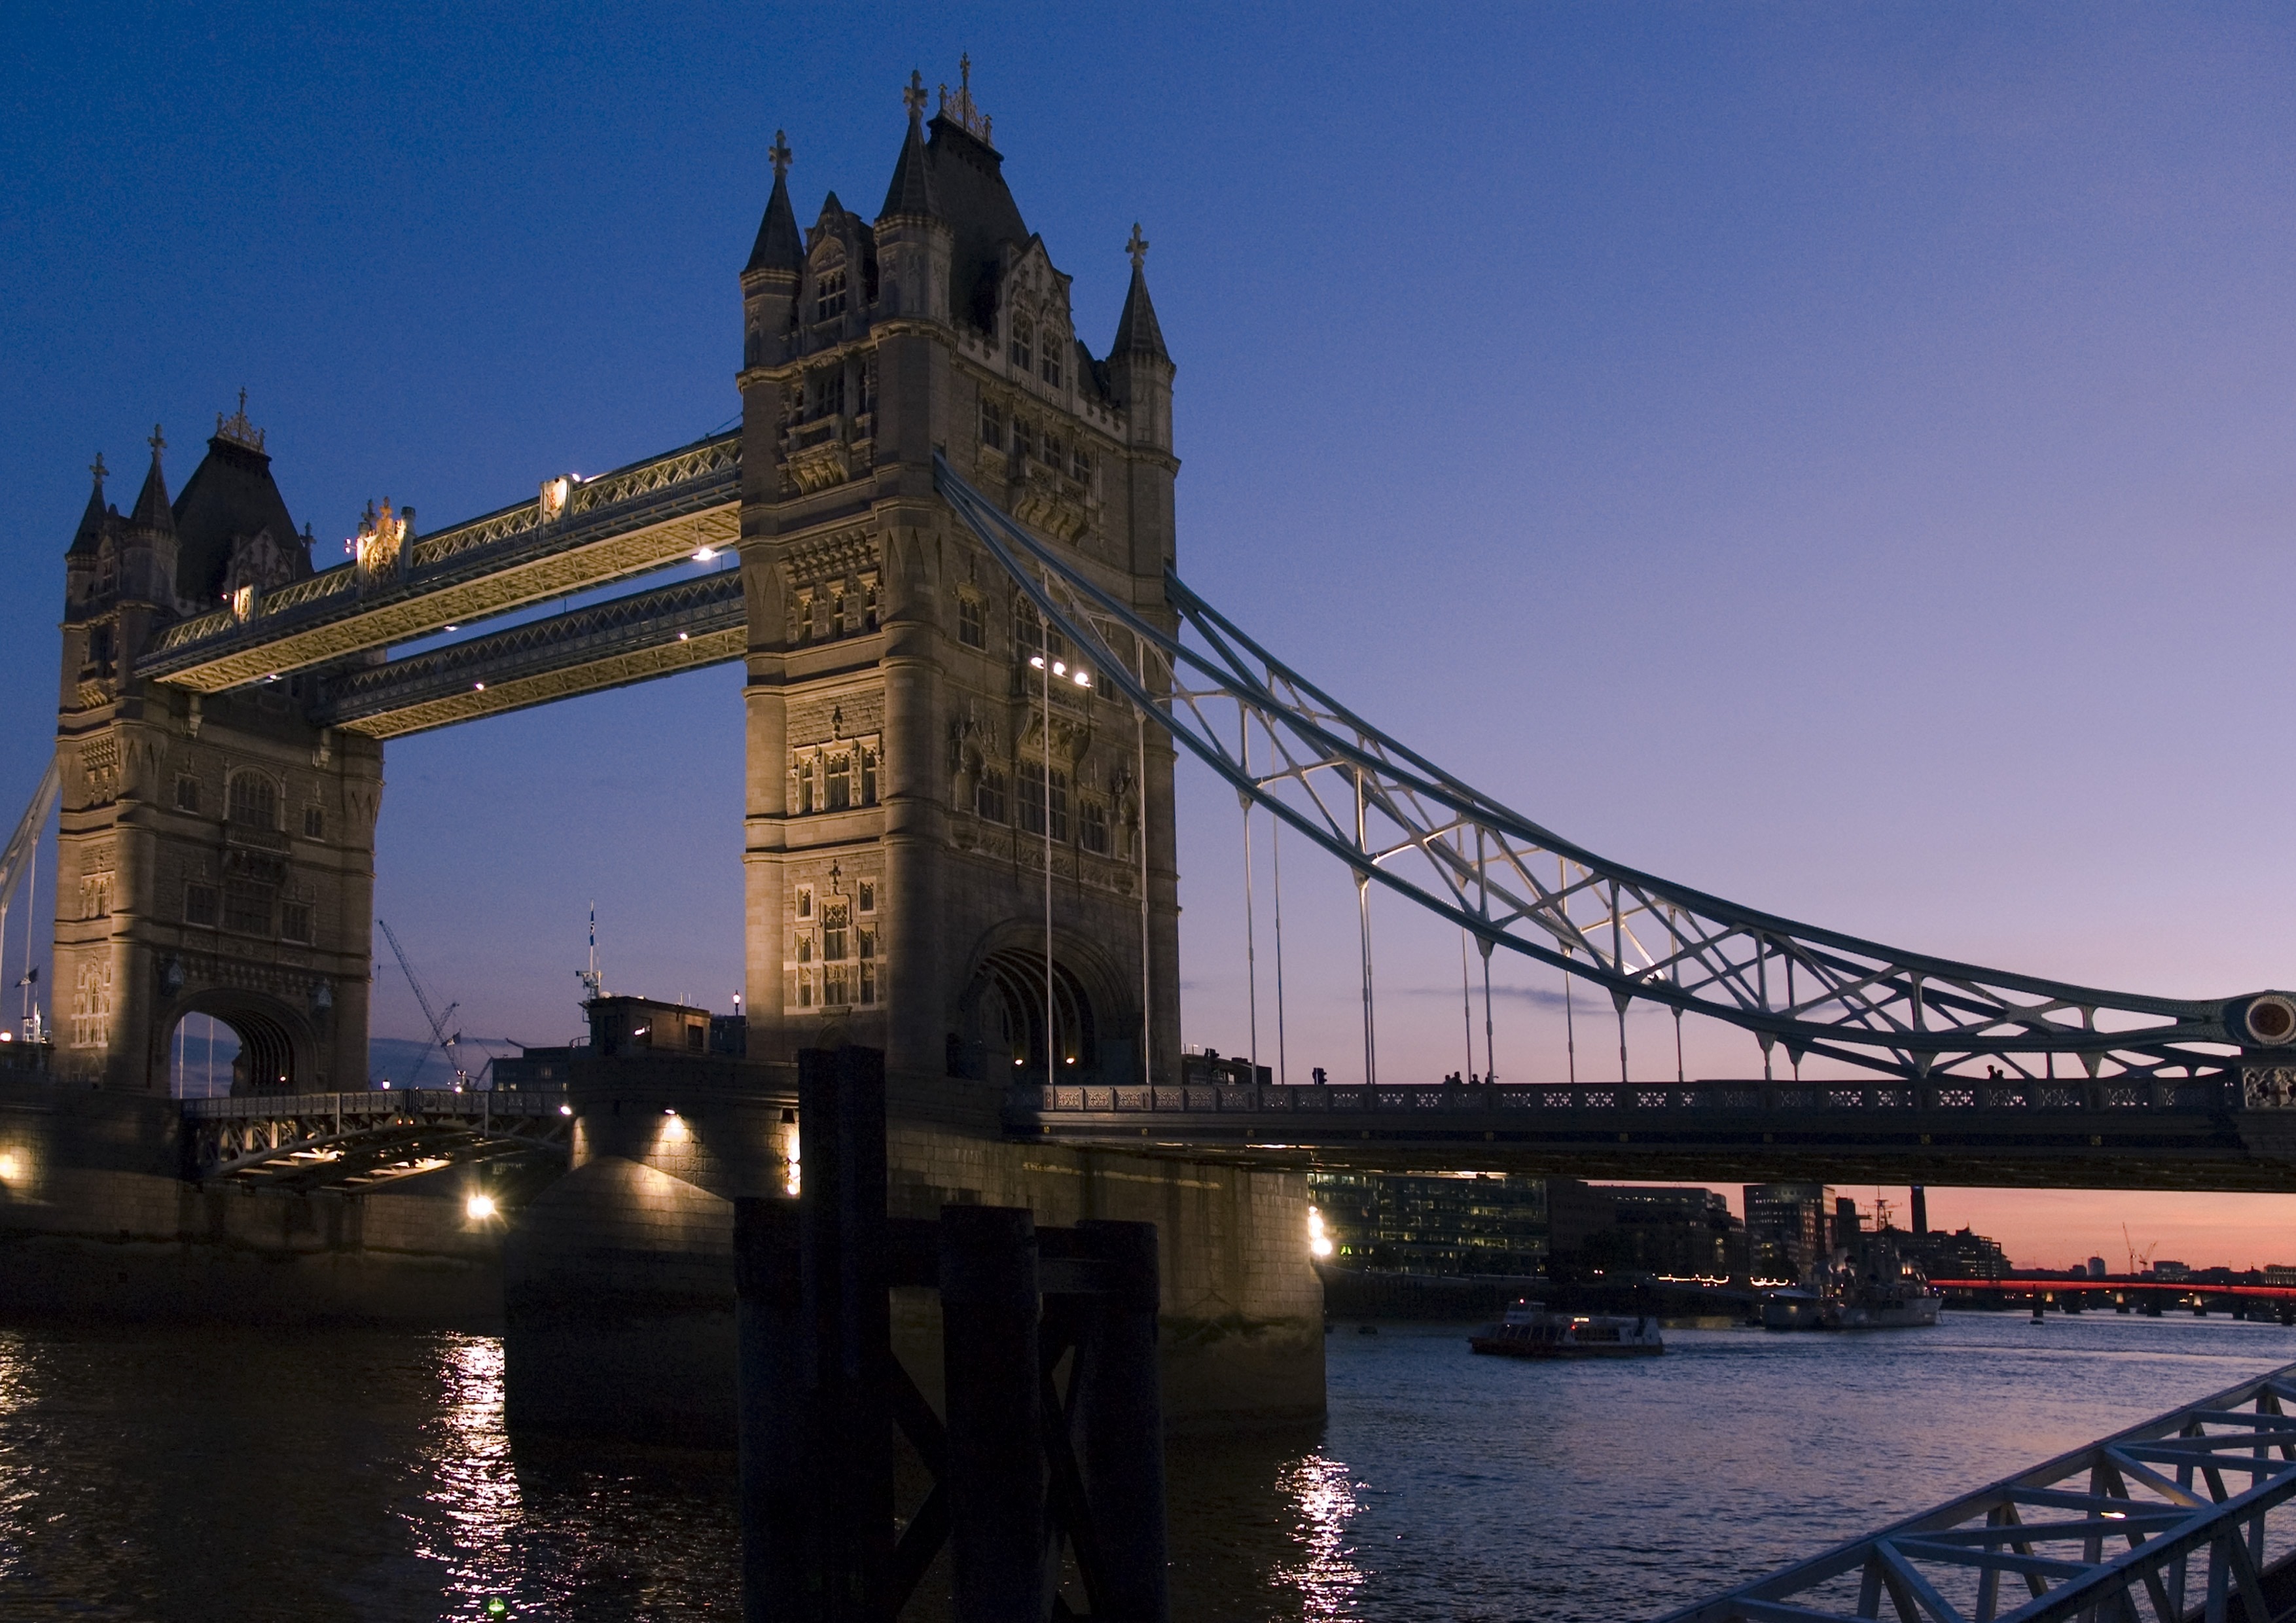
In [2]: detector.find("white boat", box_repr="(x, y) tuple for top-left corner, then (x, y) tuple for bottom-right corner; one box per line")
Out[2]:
(1469, 1300), (1664, 1359)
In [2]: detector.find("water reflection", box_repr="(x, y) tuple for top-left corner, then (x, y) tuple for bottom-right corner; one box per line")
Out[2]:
(0, 1315), (2291, 1620)
(1276, 1453), (1367, 1617)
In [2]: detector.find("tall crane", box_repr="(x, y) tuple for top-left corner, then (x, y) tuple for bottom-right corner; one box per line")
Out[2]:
(376, 918), (467, 1090)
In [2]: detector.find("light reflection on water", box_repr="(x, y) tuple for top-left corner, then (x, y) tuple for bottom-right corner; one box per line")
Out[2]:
(1, 1314), (2292, 1620)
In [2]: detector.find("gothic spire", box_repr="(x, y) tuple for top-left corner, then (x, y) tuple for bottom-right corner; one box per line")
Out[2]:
(70, 452), (107, 553)
(878, 69), (940, 221)
(128, 425), (173, 532)
(1109, 224), (1169, 362)
(744, 131), (804, 276)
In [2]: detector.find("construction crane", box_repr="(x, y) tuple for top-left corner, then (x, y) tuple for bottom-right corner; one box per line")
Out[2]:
(2124, 1223), (2160, 1277)
(376, 918), (467, 1090)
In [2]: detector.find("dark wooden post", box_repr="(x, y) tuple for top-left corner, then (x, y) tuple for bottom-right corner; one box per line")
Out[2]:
(1071, 1219), (1168, 1622)
(939, 1204), (1045, 1622)
(736, 1197), (810, 1623)
(798, 1045), (894, 1621)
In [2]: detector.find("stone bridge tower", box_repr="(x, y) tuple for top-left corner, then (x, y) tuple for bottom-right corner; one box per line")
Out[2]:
(736, 69), (1182, 1111)
(53, 405), (378, 1094)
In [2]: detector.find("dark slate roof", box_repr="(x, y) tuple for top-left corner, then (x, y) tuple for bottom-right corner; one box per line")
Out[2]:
(917, 115), (1031, 331)
(171, 434), (307, 606)
(745, 171), (804, 276)
(1110, 262), (1169, 363)
(878, 108), (939, 221)
(68, 474), (108, 556)
(128, 446), (173, 533)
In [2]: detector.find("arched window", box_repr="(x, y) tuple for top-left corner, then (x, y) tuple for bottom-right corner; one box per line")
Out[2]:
(816, 263), (848, 322)
(227, 772), (278, 831)
(1009, 321), (1033, 374)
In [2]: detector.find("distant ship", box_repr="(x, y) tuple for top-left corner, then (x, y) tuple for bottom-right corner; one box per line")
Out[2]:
(1763, 1224), (1941, 1331)
(1469, 1300), (1665, 1359)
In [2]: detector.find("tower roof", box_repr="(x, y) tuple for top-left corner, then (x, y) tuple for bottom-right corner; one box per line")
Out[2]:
(68, 453), (108, 556)
(128, 426), (173, 532)
(744, 132), (804, 276)
(878, 72), (939, 222)
(1110, 225), (1169, 363)
(171, 414), (305, 605)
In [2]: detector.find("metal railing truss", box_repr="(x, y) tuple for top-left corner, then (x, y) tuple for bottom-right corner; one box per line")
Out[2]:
(934, 455), (2284, 1084)
(184, 1090), (571, 1191)
(1666, 1362), (2296, 1623)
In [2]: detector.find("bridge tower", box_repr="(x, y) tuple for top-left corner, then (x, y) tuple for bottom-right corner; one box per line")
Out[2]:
(736, 69), (1182, 1105)
(53, 404), (378, 1094)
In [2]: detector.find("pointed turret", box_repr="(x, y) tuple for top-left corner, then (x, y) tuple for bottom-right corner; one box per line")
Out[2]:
(128, 426), (173, 533)
(879, 71), (939, 222)
(1109, 224), (1169, 363)
(744, 131), (803, 277)
(69, 454), (108, 555)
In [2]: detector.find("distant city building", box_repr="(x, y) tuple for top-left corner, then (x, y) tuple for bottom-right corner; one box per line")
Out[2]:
(2152, 1260), (2191, 1281)
(2087, 1257), (2108, 1278)
(1744, 1182), (1836, 1283)
(2265, 1264), (2296, 1287)
(1550, 1180), (1742, 1281)
(1308, 1172), (1547, 1277)
(1901, 1225), (2011, 1281)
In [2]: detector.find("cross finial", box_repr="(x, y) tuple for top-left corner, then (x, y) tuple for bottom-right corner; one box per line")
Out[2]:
(960, 52), (971, 94)
(769, 130), (792, 179)
(1126, 223), (1149, 271)
(90, 452), (106, 486)
(148, 424), (166, 458)
(903, 69), (927, 119)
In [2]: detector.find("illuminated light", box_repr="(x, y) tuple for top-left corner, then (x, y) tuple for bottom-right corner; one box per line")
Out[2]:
(0, 1032), (12, 1043)
(1029, 654), (1046, 670)
(1308, 1205), (1335, 1258)
(2102, 1510), (2128, 1520)
(473, 682), (486, 691)
(444, 624), (457, 632)
(380, 1079), (392, 1090)
(678, 632), (689, 641)
(465, 1192), (498, 1221)
(0, 1153), (18, 1180)
(487, 1602), (509, 1618)
(1052, 661), (1067, 677)
(664, 1108), (678, 1117)
(1072, 670), (1090, 688)
(694, 546), (717, 562)
(558, 1103), (573, 1116)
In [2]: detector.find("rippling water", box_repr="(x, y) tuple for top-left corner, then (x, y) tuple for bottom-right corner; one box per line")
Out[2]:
(1, 1312), (2290, 1620)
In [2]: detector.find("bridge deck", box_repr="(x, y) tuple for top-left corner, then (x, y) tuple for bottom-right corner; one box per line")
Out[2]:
(1008, 1078), (2296, 1190)
(184, 1090), (572, 1191)
(1664, 1360), (2296, 1623)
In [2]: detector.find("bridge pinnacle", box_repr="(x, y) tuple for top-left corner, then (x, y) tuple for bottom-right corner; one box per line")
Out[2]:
(903, 69), (927, 122)
(769, 130), (791, 179)
(88, 451), (105, 488)
(1126, 223), (1149, 271)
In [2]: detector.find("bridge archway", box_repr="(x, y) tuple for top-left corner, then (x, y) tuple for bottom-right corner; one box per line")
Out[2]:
(158, 989), (315, 1097)
(952, 931), (1132, 1084)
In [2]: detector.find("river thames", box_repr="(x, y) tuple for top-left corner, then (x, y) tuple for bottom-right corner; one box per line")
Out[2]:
(2, 1310), (2289, 1620)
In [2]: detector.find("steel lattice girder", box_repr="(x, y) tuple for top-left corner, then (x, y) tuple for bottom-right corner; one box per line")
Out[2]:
(309, 567), (745, 738)
(933, 454), (2291, 1084)
(1661, 1363), (2296, 1623)
(185, 1090), (571, 1191)
(139, 433), (740, 691)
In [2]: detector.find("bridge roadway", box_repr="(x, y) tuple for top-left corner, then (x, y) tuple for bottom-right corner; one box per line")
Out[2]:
(184, 1090), (573, 1191)
(1009, 1073), (2296, 1191)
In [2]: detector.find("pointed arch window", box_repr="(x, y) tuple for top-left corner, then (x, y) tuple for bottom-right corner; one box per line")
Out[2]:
(1009, 321), (1033, 374)
(816, 265), (848, 322)
(228, 771), (278, 832)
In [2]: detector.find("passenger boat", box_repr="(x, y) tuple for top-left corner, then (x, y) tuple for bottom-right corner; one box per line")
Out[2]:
(1469, 1300), (1665, 1359)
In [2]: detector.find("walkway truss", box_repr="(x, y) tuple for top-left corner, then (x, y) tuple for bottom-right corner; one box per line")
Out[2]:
(1666, 1361), (2296, 1623)
(936, 456), (2294, 1086)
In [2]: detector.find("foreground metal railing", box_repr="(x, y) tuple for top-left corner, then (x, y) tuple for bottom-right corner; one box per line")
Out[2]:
(1662, 1361), (2296, 1623)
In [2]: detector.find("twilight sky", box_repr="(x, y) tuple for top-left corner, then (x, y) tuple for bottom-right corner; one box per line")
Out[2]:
(7, 4), (2296, 1267)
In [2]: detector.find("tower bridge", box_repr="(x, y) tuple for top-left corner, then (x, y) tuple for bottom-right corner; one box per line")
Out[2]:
(7, 64), (2296, 1437)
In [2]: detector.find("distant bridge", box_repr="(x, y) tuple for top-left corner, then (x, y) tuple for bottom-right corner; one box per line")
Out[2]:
(184, 1090), (571, 1190)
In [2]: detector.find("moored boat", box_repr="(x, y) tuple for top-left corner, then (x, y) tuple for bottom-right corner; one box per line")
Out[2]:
(1469, 1300), (1665, 1358)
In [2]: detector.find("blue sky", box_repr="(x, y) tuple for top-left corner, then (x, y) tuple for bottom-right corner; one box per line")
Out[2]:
(7, 4), (2296, 1261)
